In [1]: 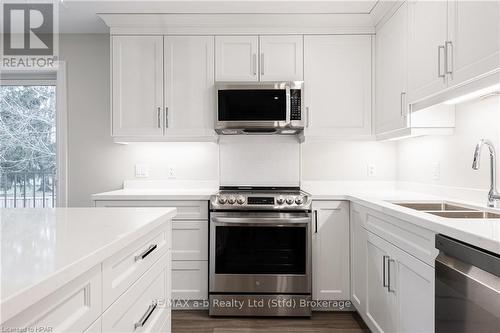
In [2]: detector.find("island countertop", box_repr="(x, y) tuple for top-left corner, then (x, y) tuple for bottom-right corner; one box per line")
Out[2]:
(1, 207), (176, 323)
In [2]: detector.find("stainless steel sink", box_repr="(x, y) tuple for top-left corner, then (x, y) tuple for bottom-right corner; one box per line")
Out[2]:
(389, 201), (500, 219)
(394, 202), (475, 211)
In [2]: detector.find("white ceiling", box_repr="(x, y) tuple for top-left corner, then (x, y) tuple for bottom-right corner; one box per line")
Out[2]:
(59, 0), (381, 33)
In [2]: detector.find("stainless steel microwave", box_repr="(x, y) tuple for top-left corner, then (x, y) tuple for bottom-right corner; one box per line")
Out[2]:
(215, 81), (304, 135)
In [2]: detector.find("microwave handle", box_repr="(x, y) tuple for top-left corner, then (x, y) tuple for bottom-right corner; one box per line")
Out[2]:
(286, 84), (291, 125)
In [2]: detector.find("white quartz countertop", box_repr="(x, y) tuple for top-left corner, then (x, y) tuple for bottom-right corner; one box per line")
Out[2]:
(302, 183), (500, 255)
(91, 182), (500, 254)
(92, 188), (217, 201)
(1, 207), (176, 322)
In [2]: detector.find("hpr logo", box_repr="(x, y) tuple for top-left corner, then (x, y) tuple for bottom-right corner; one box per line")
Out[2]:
(3, 3), (54, 55)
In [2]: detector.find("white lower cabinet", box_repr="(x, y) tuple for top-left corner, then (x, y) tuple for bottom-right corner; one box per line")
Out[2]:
(351, 203), (435, 333)
(312, 201), (350, 302)
(172, 261), (208, 301)
(94, 200), (209, 302)
(350, 204), (367, 313)
(102, 253), (170, 333)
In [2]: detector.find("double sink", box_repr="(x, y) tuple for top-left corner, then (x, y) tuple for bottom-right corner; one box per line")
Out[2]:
(390, 201), (500, 219)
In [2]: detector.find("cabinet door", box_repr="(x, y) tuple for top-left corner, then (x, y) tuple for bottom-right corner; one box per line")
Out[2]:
(259, 35), (303, 81)
(447, 0), (500, 86)
(304, 35), (372, 137)
(112, 36), (164, 137)
(350, 204), (367, 313)
(393, 243), (434, 333)
(164, 36), (215, 136)
(215, 36), (259, 81)
(407, 0), (448, 103)
(172, 220), (208, 261)
(375, 2), (409, 135)
(365, 232), (398, 333)
(312, 201), (350, 301)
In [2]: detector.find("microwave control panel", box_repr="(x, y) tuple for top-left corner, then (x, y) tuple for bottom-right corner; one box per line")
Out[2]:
(290, 89), (302, 121)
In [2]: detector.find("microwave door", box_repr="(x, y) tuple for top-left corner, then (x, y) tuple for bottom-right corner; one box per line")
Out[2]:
(217, 89), (287, 123)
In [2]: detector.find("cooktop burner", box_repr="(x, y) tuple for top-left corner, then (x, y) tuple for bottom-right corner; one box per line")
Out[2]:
(210, 186), (311, 211)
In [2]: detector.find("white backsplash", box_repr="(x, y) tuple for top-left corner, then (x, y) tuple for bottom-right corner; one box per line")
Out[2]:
(219, 136), (301, 187)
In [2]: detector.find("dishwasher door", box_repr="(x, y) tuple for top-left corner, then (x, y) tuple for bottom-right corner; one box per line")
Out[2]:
(435, 235), (500, 333)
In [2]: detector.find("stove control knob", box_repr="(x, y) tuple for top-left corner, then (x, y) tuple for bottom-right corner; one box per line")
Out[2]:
(218, 196), (227, 204)
(295, 196), (304, 205)
(286, 196), (295, 205)
(237, 196), (245, 205)
(227, 196), (236, 205)
(276, 196), (285, 205)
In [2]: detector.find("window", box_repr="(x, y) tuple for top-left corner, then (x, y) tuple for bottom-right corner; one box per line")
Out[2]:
(0, 82), (57, 208)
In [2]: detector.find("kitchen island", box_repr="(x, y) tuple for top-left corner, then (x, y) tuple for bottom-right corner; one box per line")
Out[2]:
(1, 207), (176, 333)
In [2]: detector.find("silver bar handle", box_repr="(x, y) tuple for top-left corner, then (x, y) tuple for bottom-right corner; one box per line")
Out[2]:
(306, 107), (310, 127)
(134, 302), (157, 330)
(388, 258), (396, 292)
(445, 41), (453, 75)
(134, 244), (158, 262)
(438, 45), (445, 79)
(157, 107), (161, 128)
(212, 217), (311, 224)
(261, 53), (264, 76)
(400, 92), (406, 117)
(165, 107), (169, 128)
(253, 54), (257, 76)
(383, 255), (389, 287)
(314, 210), (318, 233)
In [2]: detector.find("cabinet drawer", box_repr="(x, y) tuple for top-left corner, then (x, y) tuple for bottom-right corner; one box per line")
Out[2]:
(364, 208), (437, 266)
(102, 225), (170, 309)
(102, 254), (170, 333)
(172, 220), (208, 261)
(94, 200), (208, 220)
(172, 261), (208, 301)
(3, 265), (101, 333)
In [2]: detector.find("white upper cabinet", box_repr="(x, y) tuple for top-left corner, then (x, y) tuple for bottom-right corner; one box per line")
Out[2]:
(447, 0), (500, 86)
(312, 201), (350, 301)
(259, 35), (303, 81)
(164, 36), (215, 136)
(112, 36), (164, 137)
(111, 35), (216, 141)
(215, 36), (259, 81)
(407, 0), (449, 103)
(304, 35), (372, 138)
(375, 2), (409, 135)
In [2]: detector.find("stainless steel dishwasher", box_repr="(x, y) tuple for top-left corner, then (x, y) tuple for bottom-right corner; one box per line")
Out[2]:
(435, 234), (500, 332)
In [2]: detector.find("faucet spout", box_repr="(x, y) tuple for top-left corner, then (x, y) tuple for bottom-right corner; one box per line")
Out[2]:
(472, 139), (500, 207)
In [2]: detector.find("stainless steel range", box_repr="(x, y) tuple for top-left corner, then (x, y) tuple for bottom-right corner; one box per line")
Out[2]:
(209, 186), (312, 317)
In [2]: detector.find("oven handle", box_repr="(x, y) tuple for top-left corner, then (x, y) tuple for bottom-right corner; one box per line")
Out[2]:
(211, 217), (311, 225)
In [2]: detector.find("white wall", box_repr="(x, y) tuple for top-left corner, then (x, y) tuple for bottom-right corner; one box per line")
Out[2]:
(301, 140), (397, 181)
(60, 34), (218, 206)
(397, 95), (500, 190)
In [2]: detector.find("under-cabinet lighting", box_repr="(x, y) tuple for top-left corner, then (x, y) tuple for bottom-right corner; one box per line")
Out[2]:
(443, 83), (500, 105)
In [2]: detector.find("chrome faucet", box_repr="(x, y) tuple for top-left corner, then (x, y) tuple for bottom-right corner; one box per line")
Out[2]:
(472, 139), (500, 207)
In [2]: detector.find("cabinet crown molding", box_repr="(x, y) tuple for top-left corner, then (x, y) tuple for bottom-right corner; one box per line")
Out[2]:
(98, 13), (376, 35)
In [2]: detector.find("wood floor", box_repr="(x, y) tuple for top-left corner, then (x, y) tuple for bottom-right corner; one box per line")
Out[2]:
(172, 310), (370, 333)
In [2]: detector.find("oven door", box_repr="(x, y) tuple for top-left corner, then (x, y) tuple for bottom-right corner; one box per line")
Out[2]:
(209, 211), (311, 294)
(215, 82), (291, 131)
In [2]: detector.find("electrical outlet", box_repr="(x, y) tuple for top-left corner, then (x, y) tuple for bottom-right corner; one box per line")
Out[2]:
(168, 164), (176, 179)
(135, 164), (149, 178)
(432, 162), (441, 181)
(367, 164), (377, 177)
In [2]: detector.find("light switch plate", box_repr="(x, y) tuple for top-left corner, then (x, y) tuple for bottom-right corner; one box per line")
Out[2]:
(135, 164), (149, 178)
